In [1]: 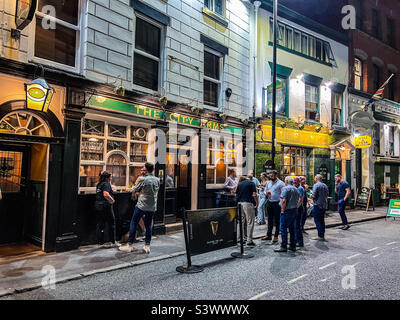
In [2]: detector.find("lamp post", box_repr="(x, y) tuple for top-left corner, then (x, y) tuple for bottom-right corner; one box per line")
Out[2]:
(271, 0), (278, 170)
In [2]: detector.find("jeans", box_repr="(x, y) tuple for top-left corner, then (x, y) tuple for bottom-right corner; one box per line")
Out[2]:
(128, 207), (155, 245)
(239, 202), (255, 243)
(267, 202), (281, 237)
(295, 206), (304, 246)
(338, 199), (349, 225)
(313, 206), (326, 238)
(96, 204), (116, 245)
(280, 208), (297, 249)
(257, 193), (267, 223)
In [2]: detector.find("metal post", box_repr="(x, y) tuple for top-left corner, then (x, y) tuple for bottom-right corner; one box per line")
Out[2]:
(231, 204), (254, 259)
(271, 0), (278, 169)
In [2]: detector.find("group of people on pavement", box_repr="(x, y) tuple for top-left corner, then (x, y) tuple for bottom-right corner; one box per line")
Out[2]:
(94, 162), (160, 254)
(226, 169), (352, 253)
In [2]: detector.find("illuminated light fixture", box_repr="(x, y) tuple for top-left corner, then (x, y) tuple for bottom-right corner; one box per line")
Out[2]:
(325, 81), (333, 87)
(191, 106), (200, 115)
(329, 129), (334, 135)
(340, 146), (346, 151)
(280, 121), (287, 128)
(315, 125), (322, 132)
(298, 123), (305, 130)
(219, 113), (228, 121)
(25, 77), (55, 112)
(296, 73), (304, 80)
(88, 138), (98, 142)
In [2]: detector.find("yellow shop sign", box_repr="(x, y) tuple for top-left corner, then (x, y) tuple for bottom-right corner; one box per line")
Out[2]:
(355, 135), (372, 149)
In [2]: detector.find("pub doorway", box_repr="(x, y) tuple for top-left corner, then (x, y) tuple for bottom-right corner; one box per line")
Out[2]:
(0, 110), (51, 258)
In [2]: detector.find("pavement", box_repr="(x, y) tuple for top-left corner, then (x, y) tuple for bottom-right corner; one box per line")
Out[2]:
(0, 206), (389, 298)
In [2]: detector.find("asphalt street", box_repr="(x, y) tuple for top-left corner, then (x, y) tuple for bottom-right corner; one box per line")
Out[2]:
(2, 219), (400, 300)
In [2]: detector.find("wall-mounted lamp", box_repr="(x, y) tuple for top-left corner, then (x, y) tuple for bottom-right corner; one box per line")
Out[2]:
(25, 77), (54, 112)
(219, 113), (228, 121)
(296, 73), (304, 80)
(191, 106), (200, 115)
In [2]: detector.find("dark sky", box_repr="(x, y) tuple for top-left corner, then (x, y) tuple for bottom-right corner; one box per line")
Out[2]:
(277, 0), (348, 31)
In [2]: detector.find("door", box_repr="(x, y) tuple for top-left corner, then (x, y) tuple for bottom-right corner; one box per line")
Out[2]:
(0, 146), (29, 244)
(165, 148), (192, 221)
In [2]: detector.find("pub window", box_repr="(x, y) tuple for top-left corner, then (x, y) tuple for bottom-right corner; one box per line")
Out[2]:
(133, 16), (162, 91)
(265, 76), (288, 117)
(206, 137), (237, 185)
(305, 84), (319, 121)
(204, 49), (223, 108)
(35, 0), (80, 69)
(331, 92), (342, 126)
(354, 58), (363, 90)
(389, 126), (395, 156)
(205, 0), (225, 16)
(281, 147), (307, 178)
(79, 118), (149, 191)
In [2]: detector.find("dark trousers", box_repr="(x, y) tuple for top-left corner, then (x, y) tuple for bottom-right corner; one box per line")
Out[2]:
(301, 204), (308, 230)
(338, 199), (349, 225)
(313, 206), (326, 238)
(267, 201), (281, 237)
(295, 206), (304, 246)
(128, 207), (154, 245)
(96, 205), (116, 245)
(280, 208), (297, 249)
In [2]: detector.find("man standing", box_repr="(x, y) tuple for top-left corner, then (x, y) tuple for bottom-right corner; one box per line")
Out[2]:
(236, 176), (258, 247)
(311, 174), (329, 241)
(262, 170), (285, 244)
(224, 169), (238, 191)
(299, 176), (308, 234)
(274, 176), (299, 253)
(293, 177), (305, 248)
(120, 162), (160, 254)
(335, 174), (351, 230)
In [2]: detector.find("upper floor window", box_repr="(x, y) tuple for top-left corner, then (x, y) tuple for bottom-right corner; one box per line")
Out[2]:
(35, 0), (80, 69)
(305, 84), (319, 121)
(372, 9), (381, 39)
(204, 49), (223, 107)
(387, 18), (396, 48)
(269, 18), (335, 65)
(133, 16), (162, 92)
(354, 58), (363, 90)
(373, 64), (381, 92)
(355, 0), (364, 30)
(331, 92), (342, 126)
(264, 76), (287, 117)
(205, 0), (225, 16)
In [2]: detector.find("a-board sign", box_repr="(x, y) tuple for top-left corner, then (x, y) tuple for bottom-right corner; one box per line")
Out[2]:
(354, 187), (375, 212)
(387, 199), (400, 218)
(186, 207), (237, 256)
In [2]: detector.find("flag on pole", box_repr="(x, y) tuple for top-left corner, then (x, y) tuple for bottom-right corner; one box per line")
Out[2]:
(367, 73), (395, 105)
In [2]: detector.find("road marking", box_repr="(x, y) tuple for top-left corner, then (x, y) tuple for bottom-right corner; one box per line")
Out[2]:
(372, 253), (381, 258)
(367, 247), (379, 252)
(386, 242), (397, 246)
(319, 262), (336, 270)
(347, 253), (361, 259)
(249, 290), (272, 300)
(350, 262), (360, 267)
(288, 274), (308, 284)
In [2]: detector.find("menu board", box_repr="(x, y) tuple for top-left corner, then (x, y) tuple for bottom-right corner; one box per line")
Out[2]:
(354, 187), (374, 212)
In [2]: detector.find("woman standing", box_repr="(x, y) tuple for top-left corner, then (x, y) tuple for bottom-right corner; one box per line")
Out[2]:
(257, 172), (269, 224)
(95, 171), (120, 248)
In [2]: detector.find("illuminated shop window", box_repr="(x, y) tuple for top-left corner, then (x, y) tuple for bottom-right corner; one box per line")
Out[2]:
(281, 146), (306, 178)
(79, 118), (149, 191)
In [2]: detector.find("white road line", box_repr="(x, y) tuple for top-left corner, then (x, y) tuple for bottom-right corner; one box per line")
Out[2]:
(386, 242), (397, 246)
(347, 253), (361, 259)
(350, 262), (360, 267)
(319, 262), (336, 270)
(372, 253), (381, 258)
(367, 247), (379, 252)
(288, 274), (308, 284)
(249, 290), (272, 300)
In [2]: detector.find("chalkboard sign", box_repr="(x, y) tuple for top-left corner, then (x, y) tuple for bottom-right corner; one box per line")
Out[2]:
(354, 187), (375, 212)
(318, 164), (328, 183)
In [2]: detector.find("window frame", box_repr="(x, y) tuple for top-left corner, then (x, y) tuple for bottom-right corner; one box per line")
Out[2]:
(387, 18), (396, 48)
(280, 146), (307, 178)
(132, 13), (165, 94)
(354, 57), (363, 90)
(371, 8), (381, 39)
(28, 0), (82, 73)
(305, 83), (320, 122)
(79, 114), (151, 193)
(331, 91), (343, 126)
(205, 0), (226, 17)
(203, 47), (224, 109)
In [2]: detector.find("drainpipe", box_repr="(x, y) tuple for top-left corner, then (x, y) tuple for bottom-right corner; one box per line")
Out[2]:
(252, 1), (261, 173)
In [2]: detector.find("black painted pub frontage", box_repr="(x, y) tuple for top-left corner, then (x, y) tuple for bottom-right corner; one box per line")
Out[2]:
(0, 60), (248, 253)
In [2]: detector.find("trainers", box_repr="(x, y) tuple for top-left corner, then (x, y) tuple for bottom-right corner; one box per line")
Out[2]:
(119, 243), (135, 252)
(272, 236), (279, 243)
(111, 242), (121, 248)
(296, 243), (304, 248)
(102, 242), (112, 248)
(312, 237), (326, 241)
(261, 236), (272, 241)
(143, 244), (150, 254)
(246, 241), (256, 247)
(342, 225), (350, 230)
(274, 247), (287, 253)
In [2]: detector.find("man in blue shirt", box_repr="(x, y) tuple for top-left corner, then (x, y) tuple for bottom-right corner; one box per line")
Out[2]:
(261, 170), (285, 243)
(274, 176), (299, 253)
(311, 174), (329, 241)
(236, 176), (258, 246)
(335, 174), (351, 230)
(293, 176), (305, 248)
